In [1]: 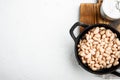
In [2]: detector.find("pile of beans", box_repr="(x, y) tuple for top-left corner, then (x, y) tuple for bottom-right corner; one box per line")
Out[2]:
(77, 27), (120, 71)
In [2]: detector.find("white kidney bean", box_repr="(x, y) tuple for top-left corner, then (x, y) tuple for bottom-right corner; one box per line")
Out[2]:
(116, 38), (120, 45)
(94, 27), (99, 34)
(106, 64), (112, 68)
(106, 29), (112, 37)
(91, 67), (98, 71)
(100, 27), (105, 30)
(79, 51), (85, 57)
(102, 34), (106, 39)
(90, 61), (95, 64)
(100, 30), (105, 35)
(82, 57), (86, 63)
(110, 58), (114, 64)
(113, 61), (119, 66)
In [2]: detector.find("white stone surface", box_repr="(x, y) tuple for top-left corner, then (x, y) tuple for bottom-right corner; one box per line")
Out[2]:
(0, 0), (110, 80)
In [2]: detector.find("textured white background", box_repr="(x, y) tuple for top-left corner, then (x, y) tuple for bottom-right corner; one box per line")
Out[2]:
(0, 0), (109, 80)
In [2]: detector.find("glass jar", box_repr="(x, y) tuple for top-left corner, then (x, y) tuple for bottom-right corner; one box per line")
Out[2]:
(100, 0), (120, 20)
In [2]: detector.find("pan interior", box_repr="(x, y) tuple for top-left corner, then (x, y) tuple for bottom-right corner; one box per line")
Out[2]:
(75, 24), (120, 74)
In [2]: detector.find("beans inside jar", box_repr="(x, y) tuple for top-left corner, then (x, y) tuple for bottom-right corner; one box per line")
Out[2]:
(77, 27), (120, 71)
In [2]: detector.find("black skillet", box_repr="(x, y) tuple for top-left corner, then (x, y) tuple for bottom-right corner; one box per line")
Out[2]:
(69, 22), (120, 77)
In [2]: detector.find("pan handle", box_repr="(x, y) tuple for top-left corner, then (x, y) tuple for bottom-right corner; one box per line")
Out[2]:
(69, 22), (88, 42)
(111, 71), (120, 77)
